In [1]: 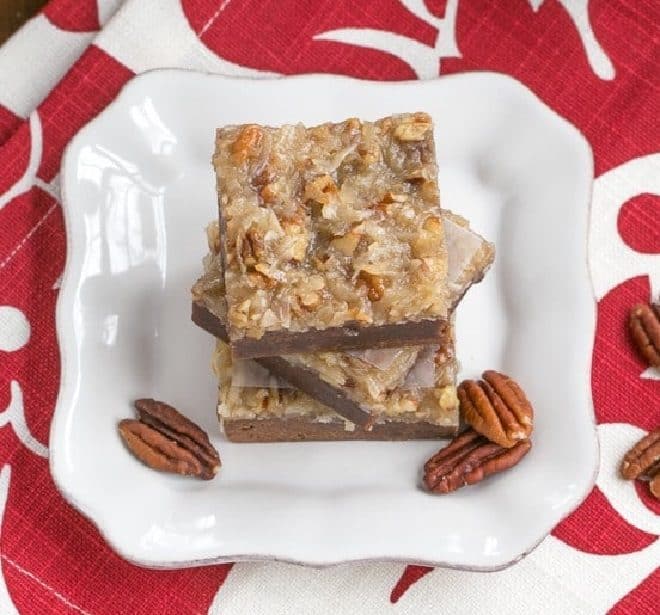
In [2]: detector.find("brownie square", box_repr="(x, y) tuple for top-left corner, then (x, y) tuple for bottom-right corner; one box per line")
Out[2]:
(213, 113), (449, 358)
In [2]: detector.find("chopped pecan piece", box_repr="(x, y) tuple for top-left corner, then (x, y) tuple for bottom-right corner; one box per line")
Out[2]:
(247, 270), (276, 290)
(299, 292), (321, 309)
(240, 227), (265, 268)
(412, 215), (444, 258)
(620, 428), (660, 485)
(381, 191), (407, 204)
(304, 174), (337, 205)
(424, 429), (532, 494)
(331, 231), (361, 256)
(629, 302), (660, 367)
(358, 270), (385, 302)
(420, 180), (439, 202)
(260, 183), (278, 203)
(404, 168), (428, 182)
(251, 166), (275, 189)
(119, 399), (221, 480)
(231, 125), (264, 164)
(458, 371), (533, 448)
(280, 219), (309, 262)
(393, 114), (432, 141)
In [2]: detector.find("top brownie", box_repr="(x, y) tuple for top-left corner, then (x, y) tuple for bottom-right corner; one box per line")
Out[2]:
(213, 113), (449, 358)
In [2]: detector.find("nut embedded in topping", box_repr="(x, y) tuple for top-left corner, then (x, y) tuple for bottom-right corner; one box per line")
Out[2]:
(331, 231), (361, 256)
(248, 269), (276, 290)
(358, 270), (385, 302)
(420, 180), (439, 202)
(304, 174), (338, 205)
(393, 114), (433, 142)
(349, 307), (372, 323)
(458, 370), (534, 448)
(299, 292), (321, 309)
(280, 219), (309, 262)
(239, 227), (265, 268)
(404, 168), (429, 182)
(231, 125), (264, 164)
(411, 215), (444, 258)
(381, 191), (407, 204)
(343, 117), (360, 134)
(291, 235), (309, 262)
(251, 165), (275, 189)
(422, 215), (442, 233)
(374, 201), (393, 216)
(229, 298), (252, 327)
(357, 141), (379, 166)
(254, 263), (272, 276)
(260, 183), (278, 203)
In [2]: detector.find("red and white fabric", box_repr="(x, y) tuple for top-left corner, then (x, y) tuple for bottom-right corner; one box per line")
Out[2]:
(0, 0), (658, 613)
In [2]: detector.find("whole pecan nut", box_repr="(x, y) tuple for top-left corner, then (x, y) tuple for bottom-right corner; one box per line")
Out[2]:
(424, 428), (532, 494)
(119, 399), (220, 480)
(620, 427), (660, 486)
(136, 398), (221, 471)
(458, 370), (533, 448)
(629, 302), (660, 368)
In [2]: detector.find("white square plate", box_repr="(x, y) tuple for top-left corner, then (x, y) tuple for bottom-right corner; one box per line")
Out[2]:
(52, 70), (597, 570)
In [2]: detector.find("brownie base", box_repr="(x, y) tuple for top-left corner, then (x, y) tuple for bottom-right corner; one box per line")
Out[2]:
(229, 316), (448, 359)
(221, 416), (457, 442)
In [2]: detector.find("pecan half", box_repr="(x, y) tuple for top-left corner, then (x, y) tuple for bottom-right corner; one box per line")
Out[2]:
(620, 428), (660, 485)
(118, 399), (221, 480)
(458, 371), (533, 448)
(629, 302), (660, 368)
(424, 429), (532, 494)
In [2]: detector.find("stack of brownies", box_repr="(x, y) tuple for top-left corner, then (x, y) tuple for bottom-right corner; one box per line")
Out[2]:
(191, 113), (494, 442)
